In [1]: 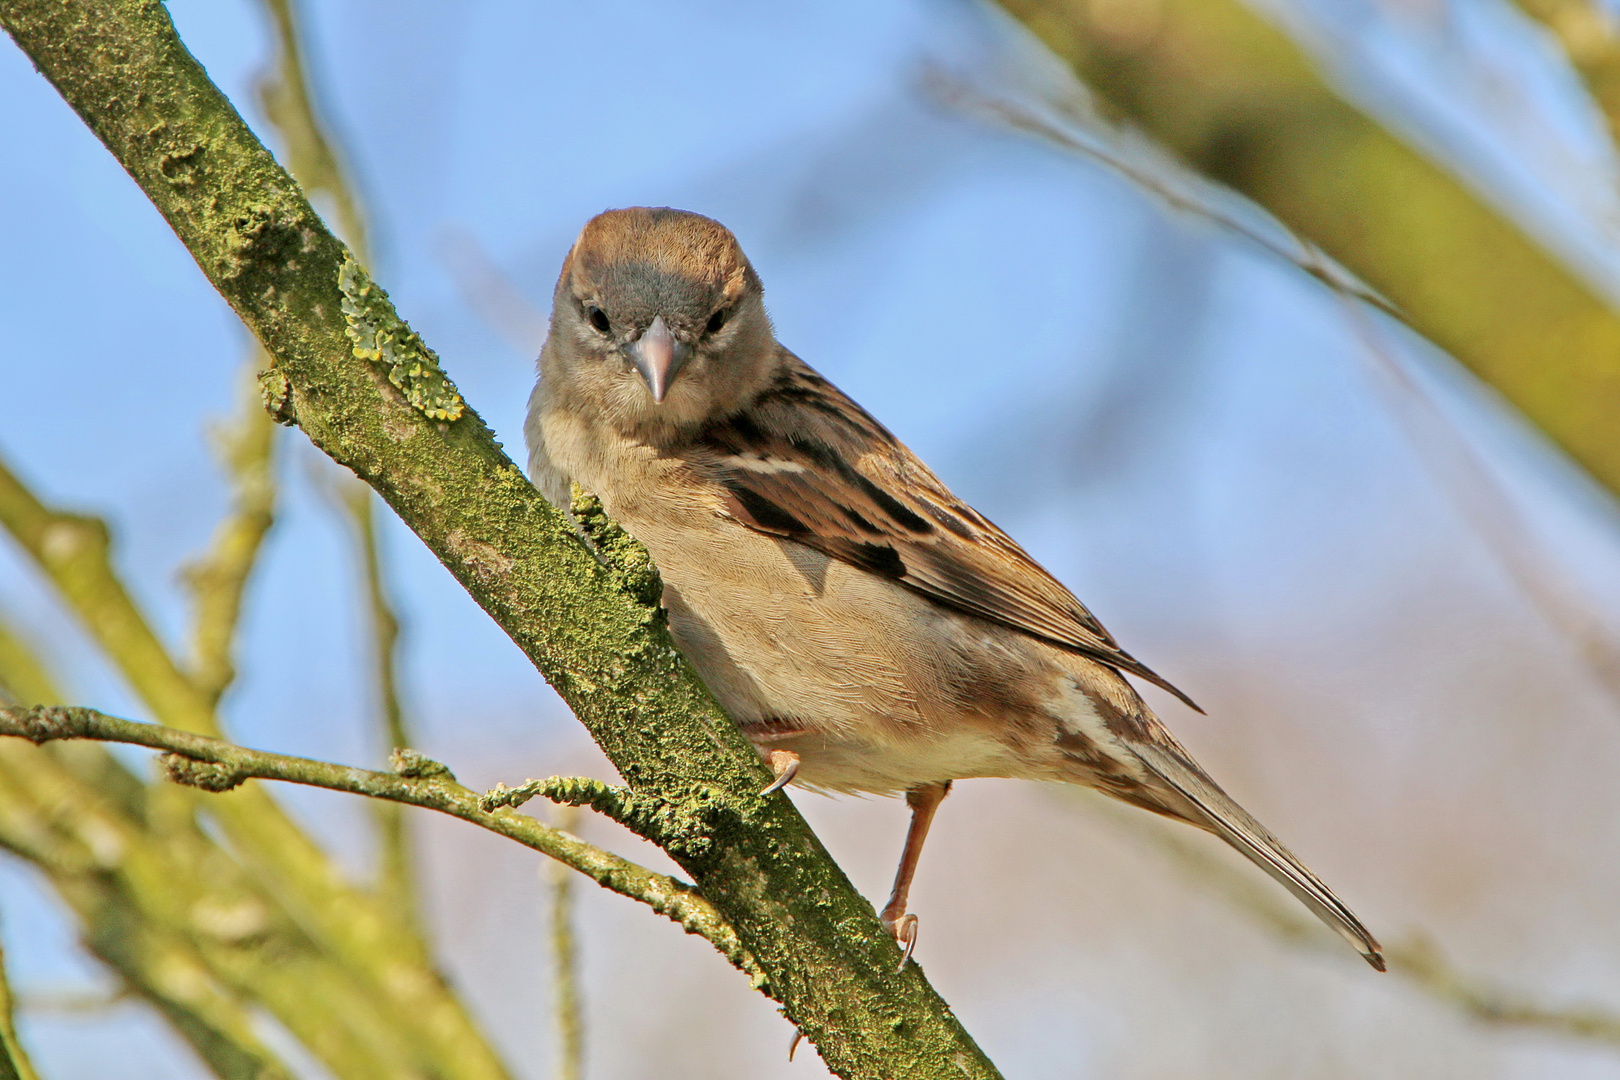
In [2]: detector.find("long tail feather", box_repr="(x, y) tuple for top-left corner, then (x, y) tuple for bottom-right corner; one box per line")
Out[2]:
(1129, 740), (1386, 971)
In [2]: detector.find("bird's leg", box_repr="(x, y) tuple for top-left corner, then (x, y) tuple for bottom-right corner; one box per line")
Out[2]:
(879, 780), (951, 969)
(758, 749), (800, 796)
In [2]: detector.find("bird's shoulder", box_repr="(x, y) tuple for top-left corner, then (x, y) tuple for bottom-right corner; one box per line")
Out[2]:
(683, 351), (1200, 711)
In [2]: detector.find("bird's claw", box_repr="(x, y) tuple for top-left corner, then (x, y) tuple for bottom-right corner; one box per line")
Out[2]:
(885, 912), (919, 972)
(759, 749), (800, 796)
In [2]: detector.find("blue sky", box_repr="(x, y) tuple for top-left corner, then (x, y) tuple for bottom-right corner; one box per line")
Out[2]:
(5, 1), (1620, 1077)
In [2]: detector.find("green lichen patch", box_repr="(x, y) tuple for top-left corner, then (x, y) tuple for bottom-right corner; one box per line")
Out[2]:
(568, 484), (662, 609)
(338, 255), (465, 422)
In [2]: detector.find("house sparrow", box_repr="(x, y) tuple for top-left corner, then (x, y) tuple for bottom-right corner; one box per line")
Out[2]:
(525, 207), (1384, 971)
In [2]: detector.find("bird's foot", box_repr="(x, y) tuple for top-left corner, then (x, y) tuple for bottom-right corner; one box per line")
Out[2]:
(759, 749), (800, 796)
(882, 911), (919, 972)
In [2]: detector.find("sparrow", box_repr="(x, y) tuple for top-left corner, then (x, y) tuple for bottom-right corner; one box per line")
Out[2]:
(525, 207), (1384, 971)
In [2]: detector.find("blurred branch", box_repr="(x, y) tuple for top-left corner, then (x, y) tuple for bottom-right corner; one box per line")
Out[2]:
(0, 615), (480, 1080)
(0, 921), (40, 1080)
(0, 743), (370, 1080)
(0, 704), (765, 987)
(924, 63), (1392, 314)
(12, 987), (127, 1015)
(0, 458), (222, 738)
(994, 0), (1620, 501)
(439, 229), (551, 355)
(0, 451), (512, 1080)
(1342, 303), (1620, 704)
(320, 471), (423, 935)
(0, 3), (1006, 1074)
(0, 445), (514, 1078)
(1512, 0), (1620, 154)
(183, 358), (277, 706)
(252, 0), (367, 254)
(1075, 791), (1620, 1049)
(0, 618), (62, 709)
(547, 805), (584, 1080)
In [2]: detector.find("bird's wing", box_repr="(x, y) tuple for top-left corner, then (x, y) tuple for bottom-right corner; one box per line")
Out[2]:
(692, 353), (1201, 712)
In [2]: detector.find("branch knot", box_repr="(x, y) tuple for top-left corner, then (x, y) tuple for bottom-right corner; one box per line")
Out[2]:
(162, 753), (249, 792)
(390, 747), (455, 781)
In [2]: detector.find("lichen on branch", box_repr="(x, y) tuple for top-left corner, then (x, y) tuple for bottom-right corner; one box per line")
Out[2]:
(339, 255), (465, 421)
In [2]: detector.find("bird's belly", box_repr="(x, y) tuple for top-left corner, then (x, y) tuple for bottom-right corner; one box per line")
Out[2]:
(632, 517), (1060, 794)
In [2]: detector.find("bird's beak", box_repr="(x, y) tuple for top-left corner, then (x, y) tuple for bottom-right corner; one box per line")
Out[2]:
(626, 315), (690, 404)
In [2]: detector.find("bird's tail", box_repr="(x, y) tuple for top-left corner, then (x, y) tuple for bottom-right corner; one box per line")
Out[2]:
(1127, 738), (1386, 971)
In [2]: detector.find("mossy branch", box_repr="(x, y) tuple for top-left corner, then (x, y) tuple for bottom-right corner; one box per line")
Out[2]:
(0, 2), (1001, 1075)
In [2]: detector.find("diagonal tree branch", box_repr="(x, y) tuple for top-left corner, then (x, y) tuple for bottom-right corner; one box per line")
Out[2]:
(0, 3), (1001, 1075)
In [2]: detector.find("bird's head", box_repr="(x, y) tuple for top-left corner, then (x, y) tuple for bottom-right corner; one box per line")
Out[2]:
(542, 207), (777, 440)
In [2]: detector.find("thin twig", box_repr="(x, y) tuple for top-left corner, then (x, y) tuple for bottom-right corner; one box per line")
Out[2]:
(922, 62), (1399, 317)
(0, 704), (764, 988)
(253, 0), (430, 940)
(0, 450), (508, 1077)
(547, 805), (584, 1080)
(1339, 299), (1620, 708)
(314, 466), (424, 937)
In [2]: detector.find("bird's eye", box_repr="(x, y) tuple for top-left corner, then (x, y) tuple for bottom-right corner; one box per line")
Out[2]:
(705, 308), (727, 335)
(586, 305), (611, 334)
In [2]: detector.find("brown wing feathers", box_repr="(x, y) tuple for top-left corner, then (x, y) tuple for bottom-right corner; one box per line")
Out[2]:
(700, 355), (1202, 712)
